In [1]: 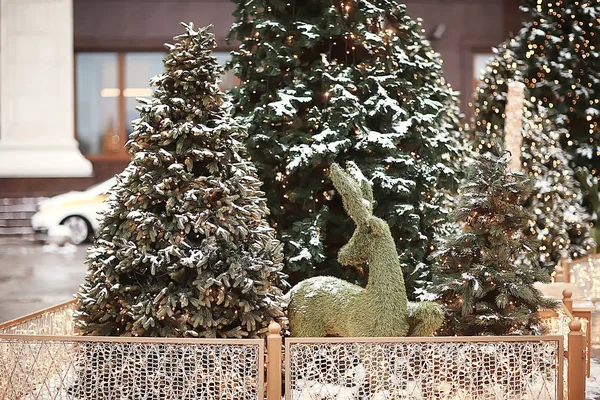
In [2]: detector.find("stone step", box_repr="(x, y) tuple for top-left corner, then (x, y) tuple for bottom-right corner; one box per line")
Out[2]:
(0, 198), (45, 235)
(0, 219), (31, 227)
(0, 203), (39, 213)
(0, 197), (44, 205)
(0, 226), (34, 235)
(0, 211), (36, 220)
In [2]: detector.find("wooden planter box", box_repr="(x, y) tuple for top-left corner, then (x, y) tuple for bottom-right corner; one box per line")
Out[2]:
(0, 300), (588, 400)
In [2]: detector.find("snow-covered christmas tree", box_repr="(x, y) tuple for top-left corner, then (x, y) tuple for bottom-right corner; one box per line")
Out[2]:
(227, 0), (464, 298)
(478, 0), (600, 241)
(471, 48), (594, 274)
(75, 24), (287, 338)
(431, 151), (556, 336)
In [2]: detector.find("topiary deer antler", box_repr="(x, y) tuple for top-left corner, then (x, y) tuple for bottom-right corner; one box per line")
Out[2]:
(288, 162), (444, 337)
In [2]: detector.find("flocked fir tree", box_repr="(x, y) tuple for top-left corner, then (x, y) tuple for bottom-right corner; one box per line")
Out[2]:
(471, 50), (594, 274)
(430, 152), (556, 336)
(479, 0), (600, 239)
(75, 24), (287, 339)
(227, 0), (464, 297)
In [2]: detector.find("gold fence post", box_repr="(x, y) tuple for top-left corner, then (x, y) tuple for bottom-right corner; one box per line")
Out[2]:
(562, 289), (573, 313)
(266, 322), (282, 400)
(568, 320), (586, 400)
(572, 307), (593, 378)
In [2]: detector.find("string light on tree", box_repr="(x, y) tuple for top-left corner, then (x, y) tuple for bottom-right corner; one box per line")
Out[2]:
(227, 0), (466, 297)
(486, 0), (600, 245)
(470, 45), (595, 275)
(431, 152), (556, 336)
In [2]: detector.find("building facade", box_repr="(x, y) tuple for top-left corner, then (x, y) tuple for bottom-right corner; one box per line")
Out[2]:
(0, 0), (524, 197)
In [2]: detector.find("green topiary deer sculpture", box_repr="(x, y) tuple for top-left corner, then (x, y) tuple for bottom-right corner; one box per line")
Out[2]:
(288, 163), (444, 337)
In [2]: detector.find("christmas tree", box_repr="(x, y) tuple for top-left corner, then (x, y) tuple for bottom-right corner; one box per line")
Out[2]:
(471, 49), (594, 274)
(431, 151), (555, 336)
(478, 0), (600, 237)
(578, 169), (600, 244)
(75, 24), (287, 338)
(227, 0), (464, 297)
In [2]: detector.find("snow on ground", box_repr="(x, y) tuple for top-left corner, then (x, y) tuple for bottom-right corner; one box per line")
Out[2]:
(290, 364), (558, 400)
(42, 243), (78, 254)
(588, 358), (600, 400)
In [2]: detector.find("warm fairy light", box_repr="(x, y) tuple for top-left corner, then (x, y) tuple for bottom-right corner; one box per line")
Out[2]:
(504, 82), (525, 172)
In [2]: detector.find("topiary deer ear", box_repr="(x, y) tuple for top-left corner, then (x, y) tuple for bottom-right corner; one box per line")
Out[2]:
(360, 180), (374, 213)
(345, 161), (374, 212)
(330, 163), (371, 226)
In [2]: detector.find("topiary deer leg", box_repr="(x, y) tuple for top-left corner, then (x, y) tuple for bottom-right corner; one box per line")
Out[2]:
(407, 301), (445, 336)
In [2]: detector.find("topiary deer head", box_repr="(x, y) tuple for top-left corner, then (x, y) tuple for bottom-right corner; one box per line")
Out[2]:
(332, 162), (385, 266)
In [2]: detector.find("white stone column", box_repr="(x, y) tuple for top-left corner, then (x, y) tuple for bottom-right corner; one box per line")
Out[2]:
(0, 0), (92, 177)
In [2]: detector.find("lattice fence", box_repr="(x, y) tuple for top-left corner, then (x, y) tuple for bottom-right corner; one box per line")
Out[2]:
(0, 337), (264, 400)
(540, 307), (582, 399)
(0, 301), (75, 336)
(285, 338), (563, 400)
(568, 254), (600, 302)
(0, 302), (264, 400)
(0, 301), (581, 400)
(541, 306), (587, 352)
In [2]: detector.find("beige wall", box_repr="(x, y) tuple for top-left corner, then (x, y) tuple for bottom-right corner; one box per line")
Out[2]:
(74, 0), (236, 51)
(403, 0), (514, 112)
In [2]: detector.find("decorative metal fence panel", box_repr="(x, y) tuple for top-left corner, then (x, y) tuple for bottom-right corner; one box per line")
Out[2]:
(0, 336), (264, 400)
(540, 308), (578, 399)
(285, 337), (564, 400)
(0, 302), (264, 400)
(569, 254), (600, 303)
(0, 301), (578, 400)
(0, 301), (76, 336)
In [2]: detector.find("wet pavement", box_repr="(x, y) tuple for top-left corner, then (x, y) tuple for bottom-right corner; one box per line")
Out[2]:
(0, 237), (87, 323)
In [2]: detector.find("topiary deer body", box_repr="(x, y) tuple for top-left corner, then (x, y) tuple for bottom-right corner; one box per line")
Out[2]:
(288, 163), (444, 337)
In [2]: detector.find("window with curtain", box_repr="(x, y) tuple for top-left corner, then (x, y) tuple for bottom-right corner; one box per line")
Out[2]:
(125, 53), (165, 138)
(76, 53), (119, 155)
(76, 51), (236, 156)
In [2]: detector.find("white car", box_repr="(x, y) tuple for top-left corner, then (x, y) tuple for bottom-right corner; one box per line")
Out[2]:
(31, 178), (116, 244)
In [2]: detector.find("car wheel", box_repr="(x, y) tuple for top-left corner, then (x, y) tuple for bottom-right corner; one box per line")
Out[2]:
(61, 216), (90, 245)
